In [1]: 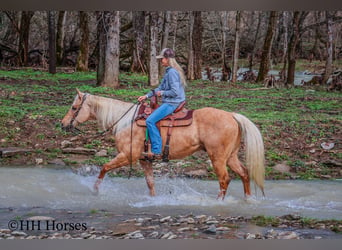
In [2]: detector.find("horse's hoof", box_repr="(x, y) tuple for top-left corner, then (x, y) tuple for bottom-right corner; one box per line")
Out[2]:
(91, 185), (99, 196)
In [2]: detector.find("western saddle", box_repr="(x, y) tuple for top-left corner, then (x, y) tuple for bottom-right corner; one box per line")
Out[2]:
(135, 94), (193, 162)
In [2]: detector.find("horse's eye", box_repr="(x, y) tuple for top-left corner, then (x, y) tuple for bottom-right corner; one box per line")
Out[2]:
(71, 106), (77, 111)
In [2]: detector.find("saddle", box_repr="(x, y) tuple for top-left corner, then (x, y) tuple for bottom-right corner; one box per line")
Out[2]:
(135, 95), (193, 162)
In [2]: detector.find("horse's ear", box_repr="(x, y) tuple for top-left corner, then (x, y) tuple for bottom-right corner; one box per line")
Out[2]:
(76, 88), (83, 99)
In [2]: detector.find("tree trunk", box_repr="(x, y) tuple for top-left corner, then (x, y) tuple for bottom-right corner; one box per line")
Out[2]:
(96, 12), (106, 86)
(249, 11), (262, 71)
(97, 11), (121, 88)
(256, 11), (278, 83)
(131, 11), (146, 73)
(286, 11), (308, 86)
(56, 11), (66, 66)
(161, 11), (171, 49)
(232, 11), (242, 83)
(171, 11), (178, 50)
(192, 11), (203, 80)
(280, 11), (289, 81)
(323, 11), (334, 84)
(220, 11), (229, 81)
(160, 11), (171, 76)
(187, 11), (195, 81)
(148, 11), (159, 86)
(48, 11), (56, 74)
(76, 11), (90, 72)
(18, 11), (34, 66)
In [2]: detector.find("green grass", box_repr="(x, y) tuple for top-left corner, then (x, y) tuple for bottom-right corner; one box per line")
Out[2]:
(1, 68), (341, 180)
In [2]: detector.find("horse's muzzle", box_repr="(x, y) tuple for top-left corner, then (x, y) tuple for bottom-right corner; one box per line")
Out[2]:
(61, 123), (80, 134)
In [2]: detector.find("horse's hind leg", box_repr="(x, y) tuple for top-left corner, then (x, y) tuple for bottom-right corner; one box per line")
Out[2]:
(139, 159), (155, 196)
(227, 153), (251, 197)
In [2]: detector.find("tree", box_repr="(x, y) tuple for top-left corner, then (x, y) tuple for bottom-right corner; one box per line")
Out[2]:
(286, 11), (308, 86)
(192, 11), (203, 79)
(76, 11), (90, 72)
(248, 12), (262, 71)
(18, 11), (34, 66)
(220, 11), (229, 81)
(148, 11), (159, 86)
(97, 11), (121, 88)
(131, 11), (146, 73)
(187, 11), (195, 80)
(56, 11), (66, 66)
(323, 11), (334, 84)
(48, 11), (56, 74)
(256, 11), (278, 83)
(232, 11), (242, 83)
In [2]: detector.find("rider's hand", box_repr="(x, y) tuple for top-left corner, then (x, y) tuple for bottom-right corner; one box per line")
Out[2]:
(138, 95), (147, 102)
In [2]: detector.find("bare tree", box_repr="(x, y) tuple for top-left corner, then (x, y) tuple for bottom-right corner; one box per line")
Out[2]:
(256, 11), (278, 83)
(97, 11), (121, 88)
(56, 11), (66, 66)
(76, 11), (90, 72)
(148, 11), (159, 86)
(232, 11), (242, 83)
(18, 11), (34, 66)
(286, 11), (308, 86)
(323, 11), (334, 84)
(161, 11), (171, 49)
(248, 11), (262, 71)
(187, 11), (195, 80)
(220, 11), (229, 81)
(131, 11), (146, 73)
(193, 11), (203, 79)
(48, 11), (56, 74)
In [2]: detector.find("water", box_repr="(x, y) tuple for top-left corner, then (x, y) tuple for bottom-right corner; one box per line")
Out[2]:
(202, 67), (321, 85)
(0, 167), (341, 219)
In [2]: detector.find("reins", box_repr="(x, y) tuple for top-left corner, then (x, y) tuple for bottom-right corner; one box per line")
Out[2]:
(69, 93), (140, 178)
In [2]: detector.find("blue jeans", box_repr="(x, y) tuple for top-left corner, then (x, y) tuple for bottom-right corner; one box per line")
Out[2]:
(146, 103), (176, 154)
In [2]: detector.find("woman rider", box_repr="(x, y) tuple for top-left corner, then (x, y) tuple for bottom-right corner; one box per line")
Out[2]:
(138, 48), (187, 159)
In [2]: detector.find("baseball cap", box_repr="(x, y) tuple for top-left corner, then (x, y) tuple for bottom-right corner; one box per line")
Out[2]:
(156, 48), (175, 59)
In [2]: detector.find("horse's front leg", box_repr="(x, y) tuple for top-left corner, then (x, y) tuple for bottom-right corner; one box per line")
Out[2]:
(139, 159), (155, 196)
(93, 152), (130, 194)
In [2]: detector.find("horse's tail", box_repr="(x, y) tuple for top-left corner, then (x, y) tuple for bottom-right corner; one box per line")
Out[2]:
(233, 113), (265, 195)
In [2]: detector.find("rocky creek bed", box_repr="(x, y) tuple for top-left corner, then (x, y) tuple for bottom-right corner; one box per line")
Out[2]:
(1, 209), (341, 239)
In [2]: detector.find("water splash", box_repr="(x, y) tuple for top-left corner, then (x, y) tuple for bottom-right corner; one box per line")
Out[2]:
(0, 167), (341, 219)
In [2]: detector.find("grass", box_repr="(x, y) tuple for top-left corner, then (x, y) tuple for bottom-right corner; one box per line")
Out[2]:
(0, 67), (341, 180)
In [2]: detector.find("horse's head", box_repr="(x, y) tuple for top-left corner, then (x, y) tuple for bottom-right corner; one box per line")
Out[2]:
(61, 89), (93, 133)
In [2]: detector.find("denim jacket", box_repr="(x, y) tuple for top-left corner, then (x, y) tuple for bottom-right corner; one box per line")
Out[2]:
(146, 67), (185, 107)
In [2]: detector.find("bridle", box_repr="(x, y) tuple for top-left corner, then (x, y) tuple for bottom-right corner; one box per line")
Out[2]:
(64, 93), (89, 134)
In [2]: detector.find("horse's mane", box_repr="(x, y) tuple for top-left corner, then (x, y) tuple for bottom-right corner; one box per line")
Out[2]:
(89, 95), (138, 135)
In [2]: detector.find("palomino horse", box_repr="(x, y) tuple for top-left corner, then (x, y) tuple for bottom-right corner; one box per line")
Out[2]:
(61, 89), (265, 200)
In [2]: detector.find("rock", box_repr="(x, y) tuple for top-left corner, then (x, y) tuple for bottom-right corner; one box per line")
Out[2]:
(35, 158), (44, 165)
(160, 216), (171, 223)
(177, 227), (191, 232)
(277, 231), (299, 239)
(245, 233), (256, 239)
(81, 233), (92, 239)
(206, 220), (219, 225)
(0, 147), (33, 157)
(11, 231), (27, 237)
(185, 169), (208, 178)
(62, 147), (97, 155)
(204, 225), (217, 235)
(321, 142), (334, 150)
(48, 158), (66, 166)
(273, 163), (291, 173)
(216, 227), (230, 232)
(61, 140), (73, 148)
(95, 149), (108, 157)
(26, 216), (55, 221)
